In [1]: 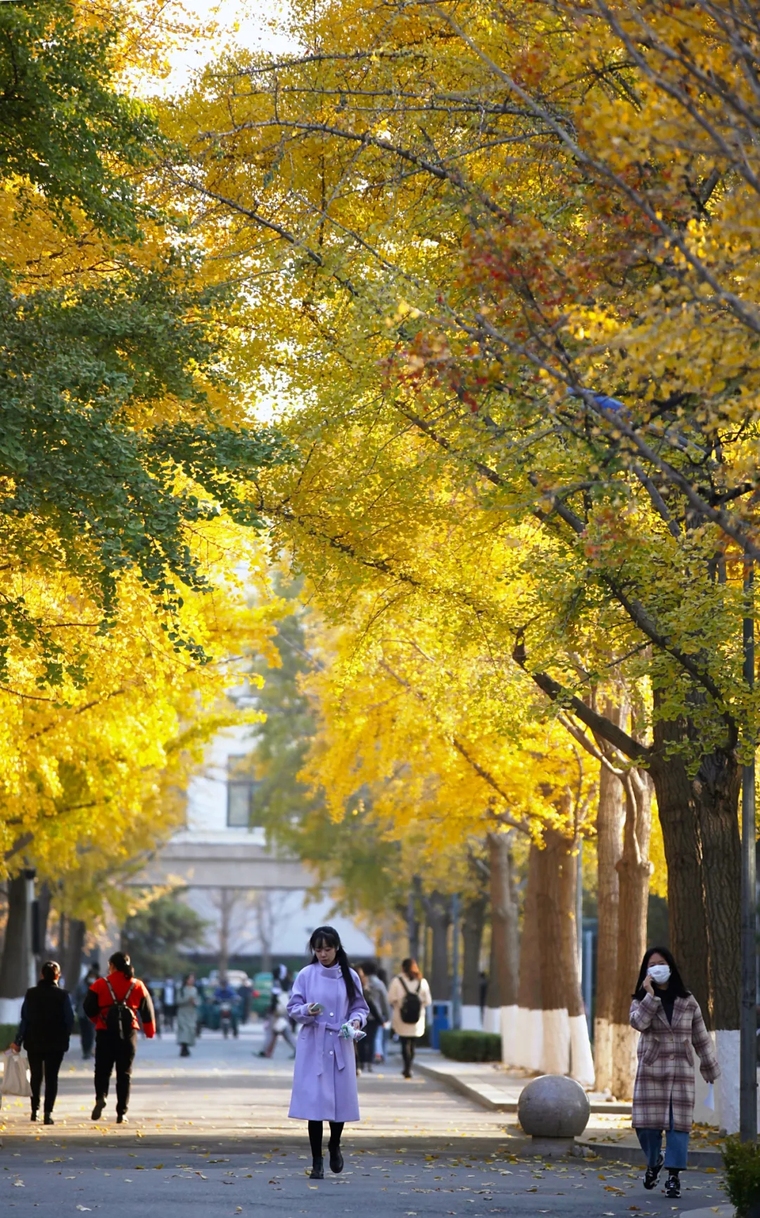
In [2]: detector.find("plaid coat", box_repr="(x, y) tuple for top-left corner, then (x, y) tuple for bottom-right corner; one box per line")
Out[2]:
(630, 992), (720, 1131)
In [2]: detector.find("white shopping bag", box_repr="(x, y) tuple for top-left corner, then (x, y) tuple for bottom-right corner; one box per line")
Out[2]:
(704, 1082), (715, 1111)
(2, 1048), (31, 1097)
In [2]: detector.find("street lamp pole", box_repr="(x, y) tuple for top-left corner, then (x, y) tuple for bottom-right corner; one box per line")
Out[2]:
(740, 555), (757, 1142)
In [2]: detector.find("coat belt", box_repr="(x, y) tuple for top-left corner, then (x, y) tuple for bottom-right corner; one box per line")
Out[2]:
(314, 1021), (347, 1075)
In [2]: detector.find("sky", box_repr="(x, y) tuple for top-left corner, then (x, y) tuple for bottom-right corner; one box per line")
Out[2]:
(161, 0), (295, 93)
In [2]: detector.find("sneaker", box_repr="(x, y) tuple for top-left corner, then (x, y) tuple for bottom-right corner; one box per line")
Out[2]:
(665, 1172), (681, 1199)
(643, 1154), (663, 1190)
(329, 1144), (344, 1174)
(91, 1098), (105, 1121)
(309, 1156), (324, 1180)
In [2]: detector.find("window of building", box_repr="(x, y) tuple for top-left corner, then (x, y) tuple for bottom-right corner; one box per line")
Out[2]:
(226, 754), (257, 827)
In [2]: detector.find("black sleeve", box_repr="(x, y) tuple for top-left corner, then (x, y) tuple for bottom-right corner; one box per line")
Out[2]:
(138, 987), (155, 1027)
(82, 988), (100, 1021)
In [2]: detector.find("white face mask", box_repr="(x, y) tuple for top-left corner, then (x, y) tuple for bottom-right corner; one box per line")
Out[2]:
(648, 963), (671, 985)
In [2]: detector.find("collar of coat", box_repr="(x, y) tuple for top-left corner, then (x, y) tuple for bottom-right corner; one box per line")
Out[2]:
(650, 993), (694, 1030)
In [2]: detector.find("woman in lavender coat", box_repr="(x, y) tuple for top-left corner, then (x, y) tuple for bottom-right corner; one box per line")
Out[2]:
(287, 926), (369, 1179)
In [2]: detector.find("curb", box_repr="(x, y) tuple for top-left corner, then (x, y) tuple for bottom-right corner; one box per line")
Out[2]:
(415, 1062), (631, 1116)
(577, 1138), (723, 1169)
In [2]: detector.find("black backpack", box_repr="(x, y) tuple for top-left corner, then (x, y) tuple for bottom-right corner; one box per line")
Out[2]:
(105, 978), (136, 1039)
(398, 975), (422, 1024)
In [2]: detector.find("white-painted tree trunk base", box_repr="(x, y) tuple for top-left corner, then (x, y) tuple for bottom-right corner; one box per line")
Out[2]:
(542, 1007), (570, 1075)
(611, 1022), (638, 1101)
(715, 1029), (740, 1134)
(594, 1018), (613, 1094)
(500, 1004), (518, 1065)
(569, 1013), (595, 1088)
(513, 1006), (544, 1071)
(483, 1006), (501, 1034)
(0, 997), (23, 1024)
(460, 1005), (482, 1031)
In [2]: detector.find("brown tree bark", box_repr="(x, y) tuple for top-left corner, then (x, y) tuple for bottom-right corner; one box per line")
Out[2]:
(611, 766), (653, 1098)
(61, 919), (86, 992)
(461, 893), (488, 1006)
(0, 875), (29, 998)
(487, 831), (519, 1009)
(517, 843), (543, 1012)
(594, 753), (625, 1092)
(425, 890), (451, 1000)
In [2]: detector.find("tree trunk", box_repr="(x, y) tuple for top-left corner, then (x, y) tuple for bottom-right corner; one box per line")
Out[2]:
(511, 842), (543, 1071)
(36, 882), (51, 959)
(461, 892), (487, 1028)
(649, 720), (741, 1130)
(425, 891), (451, 1000)
(487, 831), (519, 1004)
(594, 721), (626, 1093)
(406, 881), (422, 960)
(62, 919), (86, 991)
(611, 767), (653, 1098)
(0, 874), (29, 998)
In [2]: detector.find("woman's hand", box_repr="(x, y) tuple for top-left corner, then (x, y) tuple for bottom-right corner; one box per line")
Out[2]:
(307, 1002), (322, 1016)
(351, 1019), (361, 1030)
(643, 974), (655, 997)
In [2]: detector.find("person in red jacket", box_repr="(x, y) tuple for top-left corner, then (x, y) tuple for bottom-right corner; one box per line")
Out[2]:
(82, 951), (155, 1124)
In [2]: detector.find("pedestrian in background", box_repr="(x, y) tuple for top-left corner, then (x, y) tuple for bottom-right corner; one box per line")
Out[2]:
(162, 976), (176, 1031)
(630, 946), (720, 1199)
(258, 984), (297, 1058)
(287, 926), (369, 1180)
(12, 960), (73, 1124)
(361, 961), (391, 1063)
(356, 965), (385, 1073)
(83, 951), (155, 1124)
(76, 965), (99, 1060)
(238, 976), (253, 1025)
(388, 958), (431, 1080)
(176, 972), (199, 1057)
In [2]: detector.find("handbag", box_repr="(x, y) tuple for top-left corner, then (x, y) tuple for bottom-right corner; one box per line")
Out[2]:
(2, 1049), (31, 1097)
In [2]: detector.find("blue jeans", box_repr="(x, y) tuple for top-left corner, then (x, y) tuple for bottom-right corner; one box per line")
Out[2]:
(636, 1103), (689, 1170)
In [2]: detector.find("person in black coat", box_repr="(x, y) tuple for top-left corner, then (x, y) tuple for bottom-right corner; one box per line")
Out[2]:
(12, 960), (74, 1124)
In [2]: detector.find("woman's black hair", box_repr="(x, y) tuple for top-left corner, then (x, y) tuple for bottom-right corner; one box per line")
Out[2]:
(41, 960), (60, 983)
(309, 925), (356, 1001)
(109, 951), (135, 980)
(633, 945), (690, 1000)
(402, 957), (421, 980)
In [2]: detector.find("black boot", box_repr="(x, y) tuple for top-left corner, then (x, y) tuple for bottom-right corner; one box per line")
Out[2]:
(328, 1141), (344, 1174)
(643, 1154), (663, 1190)
(30, 1107), (38, 1123)
(91, 1097), (105, 1121)
(665, 1171), (681, 1199)
(44, 1112), (54, 1125)
(310, 1156), (324, 1180)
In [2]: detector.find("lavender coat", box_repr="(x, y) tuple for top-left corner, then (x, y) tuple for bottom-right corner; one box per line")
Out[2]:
(287, 962), (369, 1122)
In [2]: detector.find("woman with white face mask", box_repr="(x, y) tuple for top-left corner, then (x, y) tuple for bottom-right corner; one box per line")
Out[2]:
(630, 947), (720, 1199)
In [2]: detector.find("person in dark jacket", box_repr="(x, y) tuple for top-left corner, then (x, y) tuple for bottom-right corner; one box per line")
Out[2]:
(83, 951), (155, 1124)
(12, 960), (74, 1124)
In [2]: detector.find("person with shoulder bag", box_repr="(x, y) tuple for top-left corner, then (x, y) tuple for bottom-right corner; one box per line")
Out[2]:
(630, 946), (720, 1200)
(11, 960), (73, 1124)
(82, 951), (155, 1123)
(387, 957), (432, 1079)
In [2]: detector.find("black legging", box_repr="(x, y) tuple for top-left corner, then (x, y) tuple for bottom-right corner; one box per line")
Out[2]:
(308, 1120), (344, 1158)
(27, 1051), (64, 1114)
(400, 1036), (416, 1075)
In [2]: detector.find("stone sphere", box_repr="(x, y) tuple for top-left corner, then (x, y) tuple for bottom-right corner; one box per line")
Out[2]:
(517, 1075), (591, 1138)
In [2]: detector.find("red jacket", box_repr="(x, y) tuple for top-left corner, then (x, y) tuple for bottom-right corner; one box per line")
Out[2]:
(84, 973), (155, 1037)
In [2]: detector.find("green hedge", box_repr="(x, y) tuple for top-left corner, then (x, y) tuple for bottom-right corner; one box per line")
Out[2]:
(438, 1030), (502, 1062)
(723, 1136), (760, 1217)
(0, 1024), (17, 1051)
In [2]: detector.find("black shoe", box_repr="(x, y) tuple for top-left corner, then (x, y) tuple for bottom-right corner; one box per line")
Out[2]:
(310, 1156), (324, 1180)
(116, 1112), (127, 1124)
(30, 1110), (38, 1122)
(44, 1113), (54, 1125)
(329, 1144), (344, 1174)
(665, 1172), (681, 1199)
(91, 1098), (105, 1121)
(643, 1155), (663, 1190)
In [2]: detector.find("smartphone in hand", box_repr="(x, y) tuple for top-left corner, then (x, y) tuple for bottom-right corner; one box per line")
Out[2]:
(308, 1002), (324, 1015)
